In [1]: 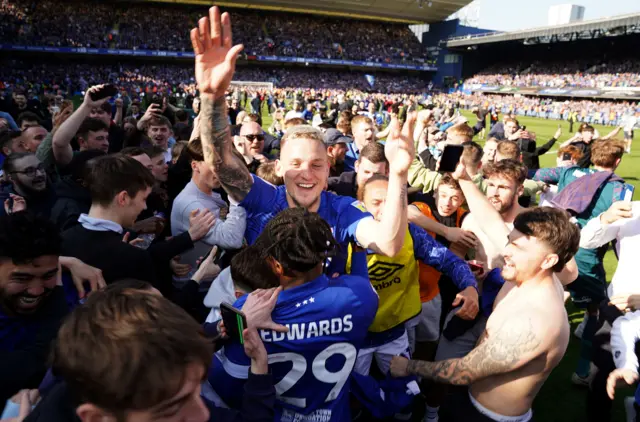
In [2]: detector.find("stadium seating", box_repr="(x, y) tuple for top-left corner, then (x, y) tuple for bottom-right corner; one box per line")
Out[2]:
(0, 0), (431, 65)
(465, 59), (640, 88)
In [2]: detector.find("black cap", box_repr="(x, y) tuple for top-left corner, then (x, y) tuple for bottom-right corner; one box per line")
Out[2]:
(323, 129), (353, 146)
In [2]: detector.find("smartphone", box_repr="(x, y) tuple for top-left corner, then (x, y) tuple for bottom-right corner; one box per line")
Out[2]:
(438, 144), (464, 173)
(220, 302), (248, 344)
(622, 184), (635, 203)
(90, 84), (118, 101)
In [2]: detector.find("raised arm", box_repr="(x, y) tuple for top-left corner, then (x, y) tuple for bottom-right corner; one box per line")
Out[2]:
(355, 113), (416, 256)
(451, 161), (510, 253)
(52, 86), (110, 166)
(602, 126), (622, 141)
(390, 313), (545, 385)
(190, 7), (252, 203)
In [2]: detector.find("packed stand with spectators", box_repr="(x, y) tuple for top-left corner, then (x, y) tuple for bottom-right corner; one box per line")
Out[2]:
(465, 59), (640, 88)
(0, 60), (430, 98)
(0, 0), (432, 65)
(445, 92), (640, 127)
(3, 6), (640, 422)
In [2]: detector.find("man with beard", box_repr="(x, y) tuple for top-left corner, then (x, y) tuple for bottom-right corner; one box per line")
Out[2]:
(391, 192), (580, 422)
(0, 153), (56, 219)
(0, 212), (105, 404)
(533, 139), (627, 386)
(344, 115), (376, 172)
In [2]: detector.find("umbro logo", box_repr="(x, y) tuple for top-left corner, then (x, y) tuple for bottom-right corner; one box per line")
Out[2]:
(368, 261), (404, 282)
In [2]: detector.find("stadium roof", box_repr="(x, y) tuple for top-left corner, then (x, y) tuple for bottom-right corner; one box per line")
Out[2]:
(446, 12), (640, 47)
(140, 0), (473, 24)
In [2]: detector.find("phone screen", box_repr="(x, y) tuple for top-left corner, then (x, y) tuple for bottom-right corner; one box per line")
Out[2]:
(439, 144), (464, 173)
(220, 302), (248, 344)
(622, 184), (635, 203)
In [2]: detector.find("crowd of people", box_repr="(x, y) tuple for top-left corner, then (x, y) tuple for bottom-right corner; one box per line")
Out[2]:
(465, 58), (640, 88)
(0, 0), (431, 65)
(0, 60), (431, 99)
(2, 5), (640, 422)
(447, 92), (640, 128)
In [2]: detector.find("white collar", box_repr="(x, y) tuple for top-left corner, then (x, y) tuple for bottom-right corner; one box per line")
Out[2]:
(78, 214), (124, 234)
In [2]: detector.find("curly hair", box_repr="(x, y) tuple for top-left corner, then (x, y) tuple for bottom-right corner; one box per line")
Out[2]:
(0, 211), (61, 264)
(262, 208), (337, 276)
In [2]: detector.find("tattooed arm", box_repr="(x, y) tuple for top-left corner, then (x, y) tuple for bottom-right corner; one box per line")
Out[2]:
(354, 113), (416, 257)
(190, 7), (251, 203)
(390, 315), (544, 385)
(200, 96), (253, 202)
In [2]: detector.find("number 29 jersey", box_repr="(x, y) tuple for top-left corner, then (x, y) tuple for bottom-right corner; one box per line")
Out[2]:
(210, 273), (378, 422)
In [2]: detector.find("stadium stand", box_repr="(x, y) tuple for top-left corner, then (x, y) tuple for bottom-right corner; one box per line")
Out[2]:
(0, 0), (433, 65)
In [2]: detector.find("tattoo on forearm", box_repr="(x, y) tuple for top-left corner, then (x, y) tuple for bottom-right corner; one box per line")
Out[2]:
(200, 96), (252, 200)
(400, 183), (407, 209)
(407, 317), (541, 385)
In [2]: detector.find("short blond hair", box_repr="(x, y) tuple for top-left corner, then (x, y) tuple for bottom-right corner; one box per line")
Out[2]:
(281, 125), (325, 150)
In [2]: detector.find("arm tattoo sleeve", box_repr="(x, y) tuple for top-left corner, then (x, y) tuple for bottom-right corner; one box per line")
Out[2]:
(200, 96), (253, 201)
(407, 317), (542, 385)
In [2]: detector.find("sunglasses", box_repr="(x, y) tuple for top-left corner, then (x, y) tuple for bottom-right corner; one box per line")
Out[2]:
(244, 134), (264, 142)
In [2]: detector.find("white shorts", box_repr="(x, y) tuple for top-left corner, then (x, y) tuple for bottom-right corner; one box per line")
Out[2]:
(355, 331), (411, 376)
(415, 294), (442, 343)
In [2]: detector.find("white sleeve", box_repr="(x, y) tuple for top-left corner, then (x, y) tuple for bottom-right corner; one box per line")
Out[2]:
(611, 311), (640, 372)
(199, 205), (247, 250)
(579, 213), (620, 249)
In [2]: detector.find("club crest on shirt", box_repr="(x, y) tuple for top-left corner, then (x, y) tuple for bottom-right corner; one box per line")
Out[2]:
(351, 200), (367, 212)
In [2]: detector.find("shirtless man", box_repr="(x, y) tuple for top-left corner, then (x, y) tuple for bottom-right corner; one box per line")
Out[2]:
(390, 160), (581, 421)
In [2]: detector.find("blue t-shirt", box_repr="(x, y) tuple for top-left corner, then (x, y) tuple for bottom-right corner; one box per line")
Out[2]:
(344, 143), (359, 172)
(240, 175), (373, 274)
(209, 273), (378, 422)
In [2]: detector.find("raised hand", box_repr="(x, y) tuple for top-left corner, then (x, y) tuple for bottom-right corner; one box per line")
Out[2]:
(190, 6), (244, 99)
(385, 111), (417, 176)
(83, 85), (111, 109)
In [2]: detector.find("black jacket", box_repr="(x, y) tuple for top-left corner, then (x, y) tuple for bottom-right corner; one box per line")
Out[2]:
(25, 374), (276, 422)
(61, 226), (158, 286)
(520, 137), (558, 171)
(328, 171), (357, 198)
(50, 179), (91, 231)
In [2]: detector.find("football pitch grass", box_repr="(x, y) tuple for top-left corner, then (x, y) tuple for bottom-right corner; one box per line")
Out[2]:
(259, 105), (635, 421)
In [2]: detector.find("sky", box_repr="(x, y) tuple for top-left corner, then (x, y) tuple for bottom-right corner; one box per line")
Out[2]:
(458, 0), (640, 31)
